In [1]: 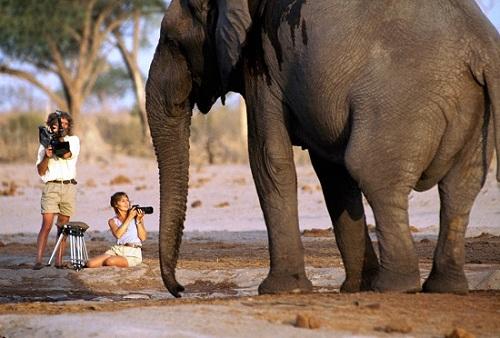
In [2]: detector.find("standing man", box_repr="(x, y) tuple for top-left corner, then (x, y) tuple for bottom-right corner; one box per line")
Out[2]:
(33, 111), (80, 270)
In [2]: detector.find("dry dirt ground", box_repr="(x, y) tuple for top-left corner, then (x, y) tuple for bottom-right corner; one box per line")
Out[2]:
(1, 158), (499, 337)
(0, 230), (499, 337)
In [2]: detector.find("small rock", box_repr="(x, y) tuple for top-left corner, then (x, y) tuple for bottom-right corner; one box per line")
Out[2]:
(308, 316), (321, 329)
(446, 328), (476, 338)
(365, 303), (381, 310)
(295, 314), (321, 329)
(295, 314), (309, 328)
(301, 184), (314, 192)
(215, 202), (230, 208)
(375, 320), (412, 334)
(191, 200), (202, 208)
(409, 225), (419, 232)
(123, 294), (150, 300)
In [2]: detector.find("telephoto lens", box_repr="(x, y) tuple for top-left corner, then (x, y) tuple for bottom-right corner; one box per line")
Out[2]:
(132, 205), (154, 214)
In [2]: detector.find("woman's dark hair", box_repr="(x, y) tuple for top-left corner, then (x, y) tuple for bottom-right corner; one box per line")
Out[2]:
(110, 192), (129, 214)
(46, 111), (73, 135)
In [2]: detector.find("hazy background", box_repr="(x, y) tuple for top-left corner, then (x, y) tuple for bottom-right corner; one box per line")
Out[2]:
(0, 0), (499, 165)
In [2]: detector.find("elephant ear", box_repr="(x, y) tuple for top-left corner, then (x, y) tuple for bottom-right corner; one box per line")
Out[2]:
(215, 0), (251, 94)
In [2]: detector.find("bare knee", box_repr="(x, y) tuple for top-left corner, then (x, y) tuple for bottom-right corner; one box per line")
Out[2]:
(103, 256), (128, 267)
(85, 260), (99, 268)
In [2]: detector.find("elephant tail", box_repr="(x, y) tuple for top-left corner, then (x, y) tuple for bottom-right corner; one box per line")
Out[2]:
(484, 64), (500, 182)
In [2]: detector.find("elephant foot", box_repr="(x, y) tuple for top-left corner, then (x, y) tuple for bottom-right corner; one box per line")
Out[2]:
(340, 279), (364, 293)
(258, 272), (313, 295)
(372, 267), (421, 293)
(341, 268), (378, 293)
(422, 269), (468, 294)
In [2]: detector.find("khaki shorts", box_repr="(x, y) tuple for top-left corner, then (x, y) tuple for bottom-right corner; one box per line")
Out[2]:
(41, 182), (77, 216)
(105, 245), (143, 267)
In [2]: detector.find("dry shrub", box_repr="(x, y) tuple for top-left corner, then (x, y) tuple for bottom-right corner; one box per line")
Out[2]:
(302, 228), (333, 237)
(0, 112), (45, 163)
(232, 177), (246, 185)
(110, 175), (132, 185)
(2, 107), (312, 166)
(94, 114), (153, 158)
(0, 181), (18, 196)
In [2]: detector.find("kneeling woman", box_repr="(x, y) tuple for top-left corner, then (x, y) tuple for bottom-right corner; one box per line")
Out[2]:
(86, 192), (147, 268)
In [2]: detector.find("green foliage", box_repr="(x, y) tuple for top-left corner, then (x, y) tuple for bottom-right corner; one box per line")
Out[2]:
(92, 66), (131, 100)
(0, 0), (82, 65)
(0, 0), (166, 65)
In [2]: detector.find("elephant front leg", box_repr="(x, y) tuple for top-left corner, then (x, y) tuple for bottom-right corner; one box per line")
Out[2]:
(309, 152), (379, 292)
(246, 102), (312, 295)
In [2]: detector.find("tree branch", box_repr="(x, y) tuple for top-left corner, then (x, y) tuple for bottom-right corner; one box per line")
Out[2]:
(82, 58), (108, 99)
(0, 65), (67, 109)
(45, 36), (74, 92)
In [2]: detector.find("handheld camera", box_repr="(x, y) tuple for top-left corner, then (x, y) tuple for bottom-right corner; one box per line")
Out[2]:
(131, 205), (154, 214)
(38, 110), (70, 158)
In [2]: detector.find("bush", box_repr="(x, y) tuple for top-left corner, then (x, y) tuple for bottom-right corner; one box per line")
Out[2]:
(0, 112), (45, 162)
(94, 114), (154, 157)
(1, 109), (311, 166)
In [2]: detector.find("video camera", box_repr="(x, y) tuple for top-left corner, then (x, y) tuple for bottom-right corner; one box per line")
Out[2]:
(38, 110), (70, 158)
(131, 205), (154, 214)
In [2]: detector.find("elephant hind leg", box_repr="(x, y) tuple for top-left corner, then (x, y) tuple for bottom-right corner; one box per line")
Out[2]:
(309, 152), (379, 292)
(423, 133), (493, 294)
(365, 187), (422, 293)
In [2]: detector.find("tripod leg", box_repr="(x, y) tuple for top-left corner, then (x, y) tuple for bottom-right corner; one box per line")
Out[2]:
(82, 235), (89, 262)
(47, 233), (65, 266)
(69, 234), (75, 267)
(76, 235), (83, 269)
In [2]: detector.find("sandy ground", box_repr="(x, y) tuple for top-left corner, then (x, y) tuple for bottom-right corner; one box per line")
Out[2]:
(1, 156), (499, 337)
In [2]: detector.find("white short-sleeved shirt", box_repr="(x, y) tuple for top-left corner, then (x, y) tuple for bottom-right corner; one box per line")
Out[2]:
(113, 216), (142, 245)
(36, 135), (80, 183)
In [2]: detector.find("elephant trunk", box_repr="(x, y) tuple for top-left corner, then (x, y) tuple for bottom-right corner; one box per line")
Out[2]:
(150, 111), (191, 298)
(146, 81), (191, 297)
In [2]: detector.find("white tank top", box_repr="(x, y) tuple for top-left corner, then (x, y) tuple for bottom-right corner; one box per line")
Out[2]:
(113, 216), (141, 245)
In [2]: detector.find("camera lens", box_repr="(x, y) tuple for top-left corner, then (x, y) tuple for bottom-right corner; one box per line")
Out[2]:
(141, 207), (154, 214)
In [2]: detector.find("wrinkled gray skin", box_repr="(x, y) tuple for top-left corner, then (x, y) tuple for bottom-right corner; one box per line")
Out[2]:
(146, 0), (500, 298)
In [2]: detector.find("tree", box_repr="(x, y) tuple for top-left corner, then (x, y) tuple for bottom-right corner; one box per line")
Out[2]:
(110, 5), (164, 140)
(0, 0), (164, 133)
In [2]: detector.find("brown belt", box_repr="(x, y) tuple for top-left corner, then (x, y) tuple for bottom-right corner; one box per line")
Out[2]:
(123, 243), (142, 248)
(47, 179), (77, 185)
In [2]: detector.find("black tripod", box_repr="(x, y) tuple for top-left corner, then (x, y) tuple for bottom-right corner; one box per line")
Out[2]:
(47, 222), (89, 271)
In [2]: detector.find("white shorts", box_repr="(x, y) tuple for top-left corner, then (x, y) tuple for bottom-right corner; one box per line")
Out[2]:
(105, 245), (142, 267)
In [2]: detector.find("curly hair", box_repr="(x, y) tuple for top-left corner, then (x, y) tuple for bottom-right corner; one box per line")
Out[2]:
(46, 110), (74, 135)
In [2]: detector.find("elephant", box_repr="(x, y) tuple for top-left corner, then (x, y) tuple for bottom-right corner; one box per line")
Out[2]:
(146, 0), (500, 298)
